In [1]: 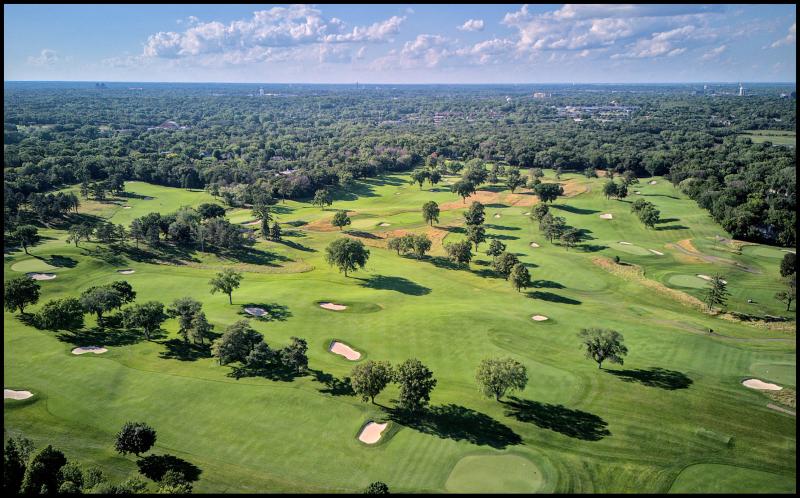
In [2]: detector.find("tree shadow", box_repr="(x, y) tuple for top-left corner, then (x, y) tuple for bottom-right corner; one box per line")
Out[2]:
(35, 254), (78, 268)
(228, 362), (303, 382)
(655, 225), (690, 231)
(531, 279), (565, 289)
(490, 234), (519, 241)
(384, 404), (522, 449)
(357, 275), (431, 296)
(55, 325), (150, 347)
(578, 244), (609, 253)
(641, 194), (679, 199)
(238, 303), (292, 321)
(83, 246), (127, 266)
(276, 239), (316, 252)
(428, 256), (464, 271)
(526, 291), (581, 305)
(285, 220), (308, 227)
(158, 339), (216, 361)
(484, 203), (509, 209)
(309, 369), (355, 396)
(656, 218), (681, 224)
(222, 247), (291, 267)
(136, 454), (202, 482)
(439, 226), (465, 234)
(551, 204), (600, 215)
(606, 368), (692, 390)
(344, 230), (383, 240)
(485, 224), (521, 231)
(502, 396), (610, 441)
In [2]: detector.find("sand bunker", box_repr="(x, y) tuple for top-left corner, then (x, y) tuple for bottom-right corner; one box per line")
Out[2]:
(244, 220), (261, 226)
(522, 212), (531, 216)
(27, 272), (56, 280)
(378, 222), (391, 227)
(634, 191), (641, 194)
(117, 269), (135, 274)
(4, 389), (33, 400)
(530, 242), (540, 248)
(649, 249), (665, 255)
(649, 180), (657, 185)
(697, 274), (727, 284)
(619, 241), (633, 245)
(531, 315), (549, 321)
(244, 307), (267, 317)
(358, 421), (389, 444)
(742, 379), (782, 391)
(493, 214), (502, 218)
(72, 346), (108, 355)
(329, 341), (361, 361)
(320, 302), (347, 311)
(122, 206), (132, 209)
(600, 213), (613, 219)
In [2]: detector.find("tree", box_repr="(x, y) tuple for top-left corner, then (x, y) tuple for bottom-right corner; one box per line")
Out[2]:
(475, 357), (528, 401)
(638, 205), (660, 229)
(774, 275), (796, 311)
(197, 203), (226, 219)
(509, 263), (531, 292)
(211, 320), (264, 365)
(559, 228), (581, 250)
(325, 238), (369, 277)
(531, 203), (549, 222)
(364, 481), (390, 494)
(331, 210), (351, 230)
(616, 182), (628, 199)
(245, 341), (275, 370)
(351, 360), (394, 404)
(410, 234), (432, 259)
(189, 311), (214, 345)
(66, 223), (93, 247)
(533, 183), (564, 204)
(4, 276), (41, 314)
(410, 169), (429, 189)
(4, 437), (28, 494)
(427, 169), (442, 187)
(312, 188), (333, 209)
(209, 269), (243, 305)
(602, 181), (618, 199)
(168, 297), (203, 343)
(555, 167), (563, 180)
(157, 469), (193, 494)
(505, 168), (525, 193)
(422, 201), (439, 226)
(13, 225), (39, 254)
(444, 240), (473, 267)
(780, 252), (795, 277)
(20, 445), (67, 495)
(540, 214), (567, 243)
(463, 201), (485, 226)
(269, 222), (282, 241)
(485, 239), (506, 261)
(80, 286), (122, 324)
(280, 337), (308, 373)
(123, 301), (168, 340)
(114, 422), (157, 457)
(578, 328), (628, 369)
(466, 224), (486, 251)
(493, 252), (520, 277)
(704, 274), (729, 311)
(394, 358), (437, 413)
(111, 280), (137, 307)
(58, 462), (84, 493)
(129, 219), (145, 249)
(252, 202), (272, 240)
(451, 179), (476, 203)
(37, 298), (85, 331)
(387, 235), (412, 256)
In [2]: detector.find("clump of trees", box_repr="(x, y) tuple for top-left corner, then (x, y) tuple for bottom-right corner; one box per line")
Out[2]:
(387, 234), (432, 259)
(630, 199), (660, 229)
(4, 276), (41, 314)
(325, 238), (369, 277)
(210, 320), (309, 376)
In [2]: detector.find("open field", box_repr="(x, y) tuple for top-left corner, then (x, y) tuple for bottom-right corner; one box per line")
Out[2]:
(4, 171), (796, 493)
(740, 130), (796, 147)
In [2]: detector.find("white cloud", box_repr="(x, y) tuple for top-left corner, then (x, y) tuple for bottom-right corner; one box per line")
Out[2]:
(323, 16), (405, 43)
(458, 19), (485, 32)
(701, 44), (727, 60)
(612, 25), (698, 59)
(27, 49), (60, 66)
(769, 22), (796, 48)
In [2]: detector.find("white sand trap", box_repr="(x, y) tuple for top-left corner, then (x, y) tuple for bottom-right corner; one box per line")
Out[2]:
(117, 269), (135, 274)
(697, 274), (727, 284)
(27, 272), (56, 280)
(72, 346), (108, 355)
(530, 242), (540, 248)
(648, 249), (664, 255)
(379, 222), (391, 227)
(649, 180), (657, 185)
(600, 213), (613, 219)
(244, 220), (261, 226)
(493, 213), (502, 218)
(329, 341), (361, 361)
(634, 191), (641, 194)
(531, 315), (549, 321)
(4, 389), (33, 400)
(742, 379), (782, 391)
(522, 212), (531, 216)
(122, 206), (132, 209)
(619, 241), (633, 245)
(320, 302), (347, 311)
(244, 307), (267, 317)
(781, 249), (796, 254)
(358, 421), (389, 444)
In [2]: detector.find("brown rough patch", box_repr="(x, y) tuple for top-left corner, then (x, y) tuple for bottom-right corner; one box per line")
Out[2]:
(305, 211), (357, 232)
(766, 388), (796, 409)
(348, 225), (455, 252)
(676, 239), (699, 254)
(717, 313), (796, 333)
(439, 179), (587, 211)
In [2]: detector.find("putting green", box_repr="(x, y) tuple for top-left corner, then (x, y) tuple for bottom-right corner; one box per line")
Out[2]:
(749, 363), (796, 387)
(744, 245), (790, 259)
(445, 454), (544, 493)
(10, 258), (58, 273)
(614, 243), (652, 256)
(667, 274), (709, 289)
(669, 464), (796, 494)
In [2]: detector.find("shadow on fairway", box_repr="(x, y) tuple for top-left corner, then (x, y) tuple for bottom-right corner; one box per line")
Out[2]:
(578, 244), (609, 253)
(428, 256), (465, 271)
(276, 239), (316, 252)
(137, 454), (202, 482)
(551, 204), (600, 215)
(238, 303), (292, 321)
(656, 225), (690, 231)
(228, 362), (303, 382)
(490, 234), (520, 241)
(310, 369), (355, 396)
(531, 279), (565, 289)
(526, 291), (581, 305)
(35, 254), (78, 268)
(606, 367), (692, 390)
(502, 397), (610, 441)
(159, 339), (216, 361)
(344, 230), (383, 240)
(357, 275), (431, 296)
(384, 404), (522, 449)
(55, 326), (148, 348)
(223, 247), (291, 267)
(485, 224), (522, 231)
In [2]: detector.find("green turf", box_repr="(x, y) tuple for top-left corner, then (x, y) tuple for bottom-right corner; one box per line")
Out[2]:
(10, 258), (59, 273)
(445, 453), (545, 493)
(669, 463), (796, 493)
(740, 130), (796, 148)
(613, 242), (653, 256)
(749, 362), (797, 387)
(5, 172), (795, 493)
(667, 274), (711, 289)
(743, 245), (792, 259)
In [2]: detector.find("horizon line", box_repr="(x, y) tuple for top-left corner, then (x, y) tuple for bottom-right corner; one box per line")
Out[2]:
(4, 79), (797, 85)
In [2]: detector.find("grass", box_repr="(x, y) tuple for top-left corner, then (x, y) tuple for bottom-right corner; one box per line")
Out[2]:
(445, 453), (546, 493)
(668, 463), (796, 493)
(4, 171), (796, 493)
(740, 130), (796, 148)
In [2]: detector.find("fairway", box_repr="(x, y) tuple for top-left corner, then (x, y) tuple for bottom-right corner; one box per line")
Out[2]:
(4, 172), (796, 493)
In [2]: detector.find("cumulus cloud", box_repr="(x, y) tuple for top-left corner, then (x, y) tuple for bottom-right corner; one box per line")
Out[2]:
(701, 44), (727, 60)
(769, 22), (796, 48)
(27, 48), (60, 66)
(458, 19), (485, 32)
(612, 25), (698, 59)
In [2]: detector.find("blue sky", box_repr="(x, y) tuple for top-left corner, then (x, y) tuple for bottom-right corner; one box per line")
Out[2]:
(4, 4), (796, 83)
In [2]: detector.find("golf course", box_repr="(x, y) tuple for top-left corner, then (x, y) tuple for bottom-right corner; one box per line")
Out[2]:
(4, 170), (796, 493)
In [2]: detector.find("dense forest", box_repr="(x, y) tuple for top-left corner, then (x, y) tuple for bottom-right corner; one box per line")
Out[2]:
(3, 82), (796, 246)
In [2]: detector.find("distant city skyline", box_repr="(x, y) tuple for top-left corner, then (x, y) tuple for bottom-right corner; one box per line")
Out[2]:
(4, 4), (796, 83)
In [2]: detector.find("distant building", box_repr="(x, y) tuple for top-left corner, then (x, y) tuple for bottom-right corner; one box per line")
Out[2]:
(147, 120), (189, 131)
(738, 83), (745, 97)
(259, 87), (265, 96)
(532, 92), (550, 99)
